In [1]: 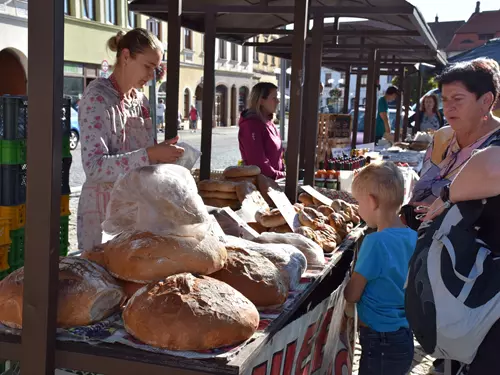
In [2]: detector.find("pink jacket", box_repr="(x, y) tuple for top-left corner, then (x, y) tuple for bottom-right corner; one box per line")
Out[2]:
(238, 110), (285, 180)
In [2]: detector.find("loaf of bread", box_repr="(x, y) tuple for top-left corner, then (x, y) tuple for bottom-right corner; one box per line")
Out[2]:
(210, 247), (288, 307)
(123, 273), (259, 350)
(268, 224), (293, 234)
(197, 179), (239, 193)
(223, 165), (261, 178)
(199, 190), (238, 200)
(255, 208), (286, 228)
(256, 174), (281, 206)
(81, 246), (106, 267)
(202, 197), (241, 210)
(101, 231), (227, 283)
(255, 232), (325, 268)
(317, 205), (334, 217)
(0, 257), (125, 328)
(225, 176), (258, 186)
(247, 222), (268, 234)
(298, 193), (314, 206)
(298, 207), (328, 230)
(224, 236), (306, 290)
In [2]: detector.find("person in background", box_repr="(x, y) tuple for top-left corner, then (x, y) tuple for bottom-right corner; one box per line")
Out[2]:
(156, 98), (165, 132)
(77, 28), (184, 251)
(189, 105), (198, 133)
(375, 86), (399, 143)
(178, 111), (183, 130)
(345, 161), (417, 375)
(411, 94), (445, 131)
(238, 82), (285, 180)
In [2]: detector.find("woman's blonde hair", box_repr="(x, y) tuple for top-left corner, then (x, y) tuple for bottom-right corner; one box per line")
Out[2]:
(107, 28), (163, 63)
(248, 82), (278, 121)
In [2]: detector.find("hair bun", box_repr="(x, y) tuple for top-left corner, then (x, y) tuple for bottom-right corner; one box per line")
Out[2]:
(107, 31), (125, 52)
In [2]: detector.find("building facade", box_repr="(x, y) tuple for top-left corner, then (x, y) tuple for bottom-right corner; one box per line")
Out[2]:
(0, 0), (28, 95)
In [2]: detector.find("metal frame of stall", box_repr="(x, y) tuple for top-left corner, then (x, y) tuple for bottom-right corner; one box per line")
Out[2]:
(0, 1), (439, 374)
(252, 20), (446, 185)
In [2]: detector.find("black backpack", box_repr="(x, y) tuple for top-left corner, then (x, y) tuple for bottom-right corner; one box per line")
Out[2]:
(405, 198), (500, 364)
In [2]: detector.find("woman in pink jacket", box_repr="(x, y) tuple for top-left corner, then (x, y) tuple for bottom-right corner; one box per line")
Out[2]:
(238, 82), (285, 180)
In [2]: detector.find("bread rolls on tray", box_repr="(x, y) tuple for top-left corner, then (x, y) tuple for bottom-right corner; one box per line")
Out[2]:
(210, 247), (288, 308)
(0, 257), (125, 329)
(123, 273), (259, 351)
(100, 231), (227, 283)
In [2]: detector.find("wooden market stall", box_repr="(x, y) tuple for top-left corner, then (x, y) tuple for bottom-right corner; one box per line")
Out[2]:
(252, 18), (447, 185)
(0, 1), (440, 374)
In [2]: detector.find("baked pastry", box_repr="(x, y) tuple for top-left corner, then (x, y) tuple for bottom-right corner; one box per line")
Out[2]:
(255, 208), (287, 228)
(197, 179), (240, 193)
(223, 165), (261, 178)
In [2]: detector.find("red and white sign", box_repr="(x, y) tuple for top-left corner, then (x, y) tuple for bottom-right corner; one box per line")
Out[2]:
(245, 277), (356, 375)
(101, 60), (109, 72)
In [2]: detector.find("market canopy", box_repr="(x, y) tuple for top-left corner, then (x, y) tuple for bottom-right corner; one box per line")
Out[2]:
(129, 0), (438, 50)
(254, 19), (447, 71)
(448, 38), (500, 64)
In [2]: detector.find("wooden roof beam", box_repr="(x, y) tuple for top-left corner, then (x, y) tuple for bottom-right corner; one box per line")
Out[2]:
(216, 28), (420, 37)
(253, 43), (430, 50)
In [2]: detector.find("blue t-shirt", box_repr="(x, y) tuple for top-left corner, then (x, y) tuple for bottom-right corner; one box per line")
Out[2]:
(375, 96), (389, 137)
(354, 227), (417, 332)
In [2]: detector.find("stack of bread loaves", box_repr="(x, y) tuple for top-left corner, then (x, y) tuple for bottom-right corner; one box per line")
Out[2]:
(198, 179), (241, 210)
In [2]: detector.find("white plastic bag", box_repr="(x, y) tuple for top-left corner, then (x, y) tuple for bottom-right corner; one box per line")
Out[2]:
(102, 164), (210, 238)
(175, 142), (201, 170)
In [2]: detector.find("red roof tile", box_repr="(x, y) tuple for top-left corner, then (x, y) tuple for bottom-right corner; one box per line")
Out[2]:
(456, 10), (500, 34)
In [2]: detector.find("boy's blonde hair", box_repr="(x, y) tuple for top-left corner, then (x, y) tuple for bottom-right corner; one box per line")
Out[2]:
(352, 161), (405, 209)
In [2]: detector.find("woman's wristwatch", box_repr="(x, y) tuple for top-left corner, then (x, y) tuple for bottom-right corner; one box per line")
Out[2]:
(440, 184), (452, 205)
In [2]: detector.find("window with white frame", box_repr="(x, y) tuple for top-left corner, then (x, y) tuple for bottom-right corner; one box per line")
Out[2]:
(147, 18), (161, 40)
(183, 28), (193, 50)
(81, 0), (96, 20)
(127, 2), (136, 28)
(230, 43), (238, 61)
(105, 0), (117, 25)
(64, 0), (70, 15)
(219, 39), (227, 60)
(242, 46), (249, 63)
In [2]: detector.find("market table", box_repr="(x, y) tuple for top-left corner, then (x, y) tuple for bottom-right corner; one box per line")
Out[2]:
(0, 226), (365, 375)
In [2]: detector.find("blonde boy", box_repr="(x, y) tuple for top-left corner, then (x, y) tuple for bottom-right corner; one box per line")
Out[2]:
(344, 161), (417, 375)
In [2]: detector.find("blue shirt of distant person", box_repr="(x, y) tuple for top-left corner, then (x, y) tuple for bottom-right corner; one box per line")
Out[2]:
(375, 86), (399, 142)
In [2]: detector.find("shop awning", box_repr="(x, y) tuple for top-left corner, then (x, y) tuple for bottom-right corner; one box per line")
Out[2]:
(129, 0), (438, 50)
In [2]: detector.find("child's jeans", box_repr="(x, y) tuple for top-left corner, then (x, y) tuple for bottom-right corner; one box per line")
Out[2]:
(359, 326), (414, 375)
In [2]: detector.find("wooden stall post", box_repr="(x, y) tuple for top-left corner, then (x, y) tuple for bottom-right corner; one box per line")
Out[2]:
(165, 0), (182, 139)
(394, 67), (404, 141)
(200, 12), (216, 181)
(402, 71), (411, 140)
(370, 50), (381, 142)
(415, 68), (423, 132)
(284, 0), (309, 202)
(351, 68), (363, 149)
(21, 0), (64, 373)
(363, 49), (376, 143)
(342, 65), (351, 113)
(303, 12), (325, 186)
(299, 54), (311, 171)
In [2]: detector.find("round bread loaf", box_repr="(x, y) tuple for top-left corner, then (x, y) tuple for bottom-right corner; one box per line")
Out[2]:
(210, 247), (289, 307)
(268, 224), (293, 233)
(225, 176), (258, 186)
(0, 257), (125, 329)
(203, 197), (241, 210)
(197, 179), (239, 193)
(199, 190), (238, 200)
(81, 246), (106, 267)
(123, 273), (259, 350)
(101, 231), (227, 283)
(317, 205), (334, 217)
(256, 174), (281, 206)
(298, 193), (314, 206)
(255, 208), (286, 228)
(223, 165), (261, 178)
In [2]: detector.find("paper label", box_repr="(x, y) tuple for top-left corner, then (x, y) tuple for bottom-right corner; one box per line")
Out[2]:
(300, 185), (333, 207)
(268, 190), (301, 231)
(222, 207), (260, 239)
(209, 215), (226, 241)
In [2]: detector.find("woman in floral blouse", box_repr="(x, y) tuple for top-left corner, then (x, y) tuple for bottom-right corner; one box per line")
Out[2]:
(77, 28), (184, 251)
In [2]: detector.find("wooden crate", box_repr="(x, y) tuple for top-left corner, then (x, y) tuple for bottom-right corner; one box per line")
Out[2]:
(316, 114), (352, 168)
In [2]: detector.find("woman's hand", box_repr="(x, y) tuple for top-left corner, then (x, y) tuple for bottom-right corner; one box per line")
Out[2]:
(147, 143), (184, 164)
(421, 197), (447, 221)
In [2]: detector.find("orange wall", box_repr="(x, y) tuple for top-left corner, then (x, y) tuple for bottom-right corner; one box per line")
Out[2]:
(0, 50), (27, 95)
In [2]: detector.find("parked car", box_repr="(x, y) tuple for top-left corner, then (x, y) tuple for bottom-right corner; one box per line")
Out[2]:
(69, 107), (80, 150)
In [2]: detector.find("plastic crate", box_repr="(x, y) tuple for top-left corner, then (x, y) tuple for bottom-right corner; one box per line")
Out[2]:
(8, 228), (24, 266)
(0, 218), (11, 246)
(61, 194), (70, 216)
(0, 139), (26, 164)
(61, 157), (72, 195)
(0, 164), (27, 206)
(62, 135), (71, 158)
(59, 215), (70, 256)
(0, 204), (26, 230)
(0, 96), (28, 140)
(0, 245), (9, 272)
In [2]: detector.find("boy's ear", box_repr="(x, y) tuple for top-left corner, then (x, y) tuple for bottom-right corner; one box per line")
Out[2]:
(368, 194), (379, 210)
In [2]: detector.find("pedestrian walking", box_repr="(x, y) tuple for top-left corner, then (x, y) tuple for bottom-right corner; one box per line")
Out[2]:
(189, 105), (198, 133)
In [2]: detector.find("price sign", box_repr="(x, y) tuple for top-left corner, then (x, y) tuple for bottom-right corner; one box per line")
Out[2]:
(268, 190), (301, 231)
(222, 207), (259, 240)
(209, 215), (226, 242)
(300, 185), (333, 207)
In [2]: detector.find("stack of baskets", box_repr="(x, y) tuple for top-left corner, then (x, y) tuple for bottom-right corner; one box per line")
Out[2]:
(0, 96), (72, 280)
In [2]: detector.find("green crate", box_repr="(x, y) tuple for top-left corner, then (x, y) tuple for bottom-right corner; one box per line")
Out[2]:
(0, 139), (26, 164)
(0, 269), (9, 281)
(8, 227), (24, 266)
(60, 214), (70, 256)
(62, 135), (71, 158)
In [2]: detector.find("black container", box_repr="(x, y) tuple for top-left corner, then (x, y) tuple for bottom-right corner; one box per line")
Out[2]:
(0, 164), (27, 205)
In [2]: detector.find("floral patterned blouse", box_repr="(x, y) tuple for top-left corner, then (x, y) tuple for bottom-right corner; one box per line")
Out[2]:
(77, 77), (154, 251)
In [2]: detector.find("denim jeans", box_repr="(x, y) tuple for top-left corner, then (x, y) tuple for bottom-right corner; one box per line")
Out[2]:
(359, 326), (414, 375)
